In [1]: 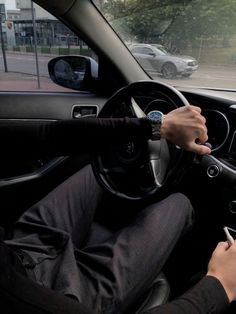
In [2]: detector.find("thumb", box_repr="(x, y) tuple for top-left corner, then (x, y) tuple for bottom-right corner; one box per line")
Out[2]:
(187, 142), (211, 155)
(215, 241), (230, 252)
(211, 241), (229, 257)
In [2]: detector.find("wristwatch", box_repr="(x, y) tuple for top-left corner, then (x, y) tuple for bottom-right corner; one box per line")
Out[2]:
(147, 110), (165, 140)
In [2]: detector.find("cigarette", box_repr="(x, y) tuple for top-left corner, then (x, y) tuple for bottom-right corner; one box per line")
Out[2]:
(223, 226), (234, 246)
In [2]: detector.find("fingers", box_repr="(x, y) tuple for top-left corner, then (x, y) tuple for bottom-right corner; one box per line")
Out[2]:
(213, 241), (236, 255)
(189, 105), (202, 113)
(184, 106), (210, 154)
(197, 126), (208, 144)
(164, 105), (211, 154)
(209, 242), (229, 260)
(187, 142), (211, 155)
(216, 241), (230, 252)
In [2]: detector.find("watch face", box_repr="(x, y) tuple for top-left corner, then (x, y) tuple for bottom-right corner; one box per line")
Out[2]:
(147, 110), (163, 122)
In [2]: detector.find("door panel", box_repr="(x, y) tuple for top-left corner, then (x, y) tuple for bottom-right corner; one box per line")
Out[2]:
(0, 92), (105, 119)
(0, 91), (106, 225)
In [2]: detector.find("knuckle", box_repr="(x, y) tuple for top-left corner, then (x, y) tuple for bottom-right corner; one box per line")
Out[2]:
(184, 106), (193, 114)
(200, 125), (207, 133)
(190, 105), (201, 113)
(195, 114), (205, 124)
(201, 115), (207, 124)
(196, 125), (207, 135)
(189, 106), (196, 113)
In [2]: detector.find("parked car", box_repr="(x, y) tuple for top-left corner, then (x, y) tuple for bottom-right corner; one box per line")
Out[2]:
(128, 43), (198, 79)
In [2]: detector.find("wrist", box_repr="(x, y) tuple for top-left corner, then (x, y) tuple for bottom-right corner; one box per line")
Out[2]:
(206, 272), (234, 302)
(160, 115), (167, 139)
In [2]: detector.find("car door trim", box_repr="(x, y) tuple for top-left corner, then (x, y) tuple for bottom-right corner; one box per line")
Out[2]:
(0, 156), (68, 187)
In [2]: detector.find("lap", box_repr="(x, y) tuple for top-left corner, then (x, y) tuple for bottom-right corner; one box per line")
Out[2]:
(5, 164), (194, 314)
(78, 193), (193, 313)
(9, 165), (103, 248)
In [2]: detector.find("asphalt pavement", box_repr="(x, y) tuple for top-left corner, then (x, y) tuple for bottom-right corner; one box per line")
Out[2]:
(1, 52), (236, 91)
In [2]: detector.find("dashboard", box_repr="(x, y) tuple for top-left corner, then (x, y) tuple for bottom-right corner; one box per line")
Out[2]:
(181, 88), (236, 164)
(133, 87), (236, 161)
(114, 85), (236, 187)
(202, 109), (230, 152)
(144, 99), (231, 153)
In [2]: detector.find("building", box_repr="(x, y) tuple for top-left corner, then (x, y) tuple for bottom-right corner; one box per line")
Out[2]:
(0, 1), (9, 46)
(12, 0), (79, 47)
(7, 9), (20, 20)
(0, 0), (87, 52)
(0, 0), (5, 18)
(15, 0), (54, 20)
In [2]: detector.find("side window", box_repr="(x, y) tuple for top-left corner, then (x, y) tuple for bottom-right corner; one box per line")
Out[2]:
(131, 47), (143, 54)
(0, 1), (97, 92)
(142, 47), (154, 55)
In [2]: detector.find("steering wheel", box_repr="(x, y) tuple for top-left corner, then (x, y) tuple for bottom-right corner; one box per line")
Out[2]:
(92, 80), (193, 200)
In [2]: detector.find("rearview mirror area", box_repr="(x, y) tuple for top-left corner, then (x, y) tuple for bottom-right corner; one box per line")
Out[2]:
(48, 56), (98, 91)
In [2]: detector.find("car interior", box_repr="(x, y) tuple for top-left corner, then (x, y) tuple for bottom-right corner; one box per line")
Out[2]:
(1, 0), (236, 312)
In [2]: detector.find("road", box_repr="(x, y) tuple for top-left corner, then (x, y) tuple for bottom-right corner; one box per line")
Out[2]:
(0, 52), (73, 91)
(0, 52), (52, 77)
(1, 52), (236, 90)
(156, 65), (236, 90)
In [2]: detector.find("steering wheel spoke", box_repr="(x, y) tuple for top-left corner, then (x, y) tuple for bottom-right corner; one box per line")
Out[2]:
(92, 80), (192, 200)
(131, 97), (146, 118)
(148, 138), (170, 187)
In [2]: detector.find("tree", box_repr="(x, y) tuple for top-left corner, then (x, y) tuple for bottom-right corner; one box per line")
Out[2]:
(166, 0), (236, 49)
(98, 0), (236, 49)
(102, 0), (190, 43)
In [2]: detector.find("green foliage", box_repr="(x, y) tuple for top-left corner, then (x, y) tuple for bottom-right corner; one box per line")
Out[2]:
(99, 0), (236, 50)
(102, 0), (189, 42)
(166, 0), (236, 49)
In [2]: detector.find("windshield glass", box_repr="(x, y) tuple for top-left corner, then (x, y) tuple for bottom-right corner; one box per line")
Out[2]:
(93, 0), (236, 90)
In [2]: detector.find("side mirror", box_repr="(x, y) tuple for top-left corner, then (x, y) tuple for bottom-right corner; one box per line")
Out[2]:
(48, 55), (98, 91)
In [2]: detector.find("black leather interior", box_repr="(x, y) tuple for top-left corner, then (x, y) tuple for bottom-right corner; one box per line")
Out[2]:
(134, 272), (170, 313)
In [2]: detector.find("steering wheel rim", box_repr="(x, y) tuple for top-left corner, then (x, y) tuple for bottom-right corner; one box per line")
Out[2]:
(92, 80), (193, 200)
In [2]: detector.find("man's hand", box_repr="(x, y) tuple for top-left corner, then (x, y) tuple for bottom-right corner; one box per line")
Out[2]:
(207, 241), (236, 302)
(161, 105), (211, 155)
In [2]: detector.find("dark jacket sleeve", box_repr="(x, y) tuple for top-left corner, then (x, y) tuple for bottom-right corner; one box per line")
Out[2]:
(0, 117), (152, 158)
(146, 276), (229, 314)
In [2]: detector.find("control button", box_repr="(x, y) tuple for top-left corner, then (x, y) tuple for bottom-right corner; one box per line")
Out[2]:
(229, 201), (236, 214)
(207, 165), (220, 178)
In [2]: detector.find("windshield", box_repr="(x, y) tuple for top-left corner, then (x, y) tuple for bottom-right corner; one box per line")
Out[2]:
(152, 45), (168, 54)
(93, 0), (236, 90)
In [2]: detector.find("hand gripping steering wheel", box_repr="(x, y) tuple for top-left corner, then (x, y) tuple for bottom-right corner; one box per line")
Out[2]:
(92, 80), (193, 200)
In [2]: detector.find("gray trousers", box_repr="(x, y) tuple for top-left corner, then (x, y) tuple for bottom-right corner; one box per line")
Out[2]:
(6, 165), (194, 314)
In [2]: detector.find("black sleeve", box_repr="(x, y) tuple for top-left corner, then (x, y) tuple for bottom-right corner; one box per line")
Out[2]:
(0, 117), (152, 158)
(145, 276), (229, 314)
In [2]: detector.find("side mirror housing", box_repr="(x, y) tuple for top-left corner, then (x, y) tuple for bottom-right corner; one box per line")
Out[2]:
(48, 55), (98, 91)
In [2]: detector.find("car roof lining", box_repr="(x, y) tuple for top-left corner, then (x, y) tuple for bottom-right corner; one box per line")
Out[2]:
(34, 0), (76, 16)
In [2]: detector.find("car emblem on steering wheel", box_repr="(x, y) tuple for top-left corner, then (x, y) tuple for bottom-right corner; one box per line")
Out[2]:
(125, 142), (135, 155)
